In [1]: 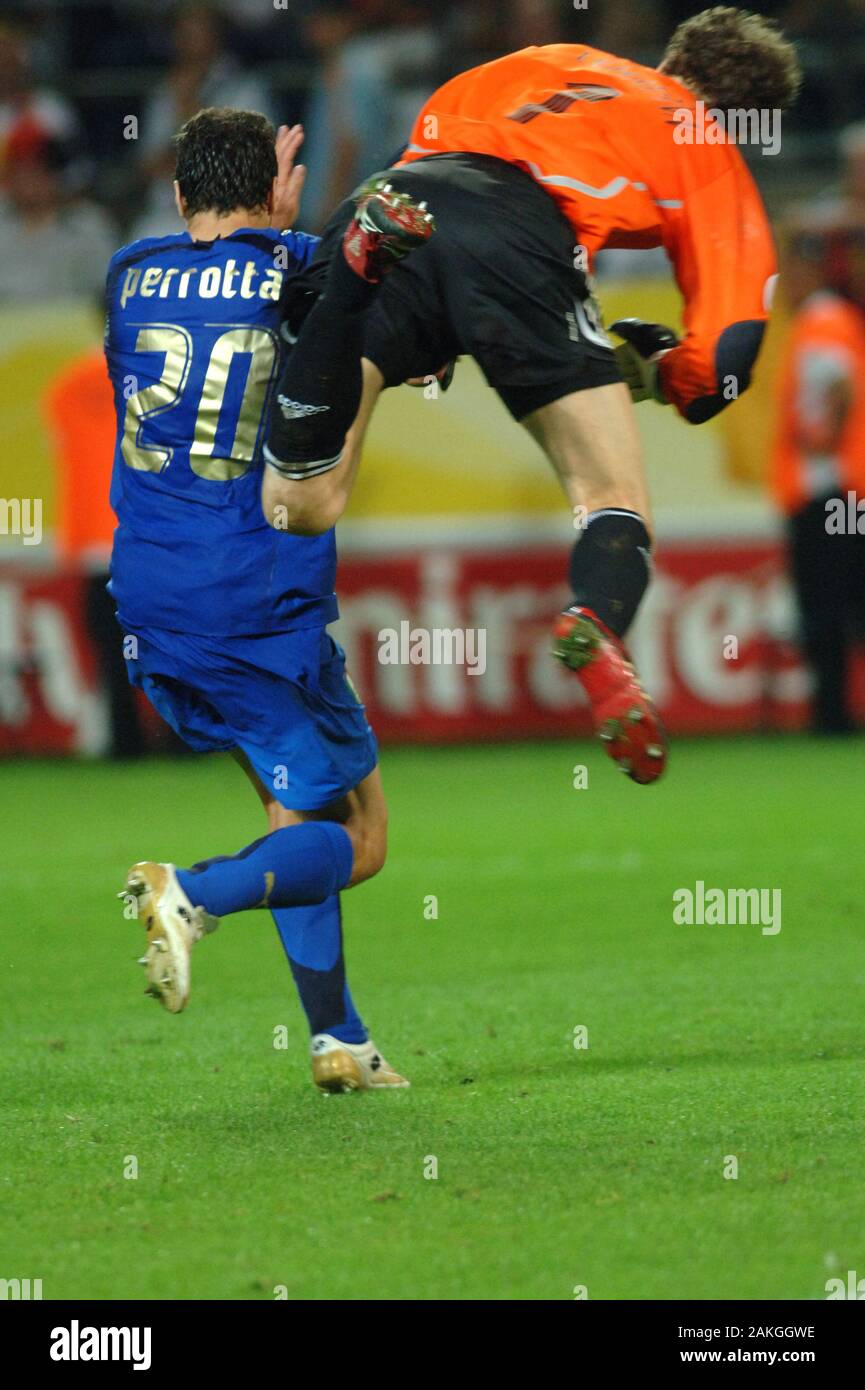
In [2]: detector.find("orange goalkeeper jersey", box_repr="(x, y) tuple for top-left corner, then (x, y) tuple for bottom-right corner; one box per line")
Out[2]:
(399, 44), (777, 423)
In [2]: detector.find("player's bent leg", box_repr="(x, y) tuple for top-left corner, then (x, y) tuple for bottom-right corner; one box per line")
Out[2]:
(335, 765), (389, 887)
(122, 812), (355, 1015)
(233, 753), (407, 1092)
(235, 751), (387, 887)
(522, 383), (667, 784)
(522, 381), (652, 525)
(261, 358), (385, 536)
(262, 181), (433, 521)
(264, 775), (387, 887)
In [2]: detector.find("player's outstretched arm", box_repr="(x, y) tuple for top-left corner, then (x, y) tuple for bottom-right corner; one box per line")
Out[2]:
(658, 168), (776, 423)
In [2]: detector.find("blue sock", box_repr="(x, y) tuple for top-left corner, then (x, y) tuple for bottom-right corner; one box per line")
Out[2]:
(176, 821), (353, 917)
(272, 895), (367, 1043)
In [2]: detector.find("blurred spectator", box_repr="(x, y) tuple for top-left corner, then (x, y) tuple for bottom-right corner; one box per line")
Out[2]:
(434, 0), (509, 75)
(591, 0), (665, 60)
(218, 0), (288, 63)
(770, 219), (865, 733)
(299, 0), (666, 231)
(130, 1), (275, 240)
(778, 0), (859, 43)
(293, 3), (362, 229)
(336, 5), (438, 180)
(0, 124), (116, 303)
(838, 121), (865, 220)
(0, 20), (84, 187)
(805, 121), (865, 227)
(506, 0), (565, 51)
(43, 341), (147, 758)
(301, 1), (440, 228)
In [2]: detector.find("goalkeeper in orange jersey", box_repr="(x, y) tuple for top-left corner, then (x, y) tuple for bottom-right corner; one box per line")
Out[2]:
(262, 7), (800, 784)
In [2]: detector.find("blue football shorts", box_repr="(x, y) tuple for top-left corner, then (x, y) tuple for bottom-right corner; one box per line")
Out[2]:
(124, 624), (378, 811)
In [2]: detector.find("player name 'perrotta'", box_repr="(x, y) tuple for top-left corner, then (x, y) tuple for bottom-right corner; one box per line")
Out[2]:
(119, 259), (284, 310)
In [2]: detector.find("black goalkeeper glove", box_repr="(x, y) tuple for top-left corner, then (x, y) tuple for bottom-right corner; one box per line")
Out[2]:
(610, 318), (679, 405)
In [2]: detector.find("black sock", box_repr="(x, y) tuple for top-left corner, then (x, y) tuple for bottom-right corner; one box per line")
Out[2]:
(266, 251), (376, 470)
(568, 508), (652, 637)
(327, 240), (379, 313)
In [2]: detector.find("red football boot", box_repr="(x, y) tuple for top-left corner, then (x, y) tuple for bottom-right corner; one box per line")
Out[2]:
(342, 179), (435, 283)
(552, 606), (668, 784)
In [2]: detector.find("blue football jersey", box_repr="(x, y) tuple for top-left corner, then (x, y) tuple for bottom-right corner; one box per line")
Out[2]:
(105, 227), (338, 636)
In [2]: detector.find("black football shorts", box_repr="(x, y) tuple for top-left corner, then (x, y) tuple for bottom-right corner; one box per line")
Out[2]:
(306, 152), (622, 420)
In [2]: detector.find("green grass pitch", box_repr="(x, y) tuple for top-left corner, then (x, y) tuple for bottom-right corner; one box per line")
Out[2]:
(2, 736), (864, 1301)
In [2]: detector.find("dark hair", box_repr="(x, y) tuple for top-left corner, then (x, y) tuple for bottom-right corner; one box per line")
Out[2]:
(662, 7), (801, 113)
(173, 107), (276, 217)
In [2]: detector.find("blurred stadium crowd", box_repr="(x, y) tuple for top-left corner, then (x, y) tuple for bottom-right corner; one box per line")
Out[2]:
(4, 0), (865, 286)
(4, 0), (865, 749)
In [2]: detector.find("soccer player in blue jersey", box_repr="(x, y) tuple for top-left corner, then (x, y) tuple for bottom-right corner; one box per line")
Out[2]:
(105, 108), (433, 1092)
